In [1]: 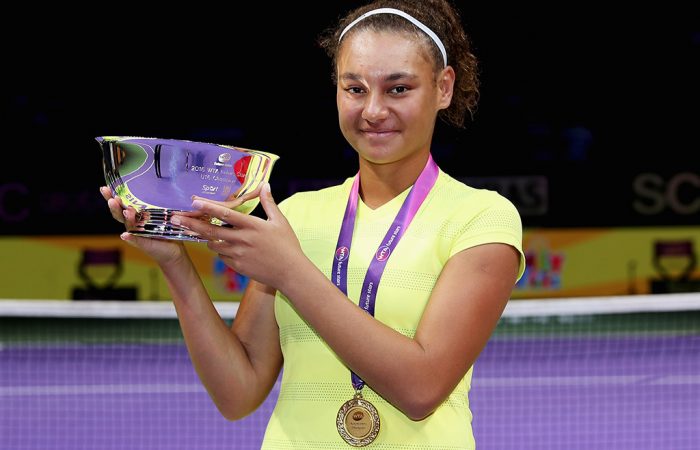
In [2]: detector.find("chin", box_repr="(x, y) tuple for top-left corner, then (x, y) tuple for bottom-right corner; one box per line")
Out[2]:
(357, 149), (404, 166)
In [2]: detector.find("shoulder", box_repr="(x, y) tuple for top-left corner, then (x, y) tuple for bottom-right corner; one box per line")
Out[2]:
(278, 178), (354, 223)
(432, 171), (521, 221)
(435, 171), (524, 276)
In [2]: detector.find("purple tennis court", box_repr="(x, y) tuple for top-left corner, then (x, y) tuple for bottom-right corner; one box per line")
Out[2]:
(1, 298), (699, 449)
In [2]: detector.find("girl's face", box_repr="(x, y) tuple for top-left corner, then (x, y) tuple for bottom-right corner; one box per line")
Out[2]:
(336, 30), (454, 165)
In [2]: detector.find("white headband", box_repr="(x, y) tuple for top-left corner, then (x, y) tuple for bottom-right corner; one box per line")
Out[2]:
(338, 7), (447, 67)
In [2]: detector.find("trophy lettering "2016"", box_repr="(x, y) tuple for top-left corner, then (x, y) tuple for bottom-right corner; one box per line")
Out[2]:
(98, 136), (279, 241)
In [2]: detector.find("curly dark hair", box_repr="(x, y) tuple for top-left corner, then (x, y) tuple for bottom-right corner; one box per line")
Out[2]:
(318, 0), (480, 128)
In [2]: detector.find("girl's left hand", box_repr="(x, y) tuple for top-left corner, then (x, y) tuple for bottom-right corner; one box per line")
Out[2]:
(172, 183), (303, 290)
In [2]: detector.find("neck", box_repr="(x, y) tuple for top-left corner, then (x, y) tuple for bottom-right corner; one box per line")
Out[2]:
(358, 152), (430, 209)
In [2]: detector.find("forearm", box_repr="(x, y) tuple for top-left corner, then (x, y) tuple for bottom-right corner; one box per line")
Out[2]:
(159, 256), (262, 418)
(277, 243), (518, 421)
(278, 257), (439, 419)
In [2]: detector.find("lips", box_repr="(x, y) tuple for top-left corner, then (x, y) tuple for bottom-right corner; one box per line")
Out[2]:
(361, 129), (398, 138)
(360, 127), (396, 133)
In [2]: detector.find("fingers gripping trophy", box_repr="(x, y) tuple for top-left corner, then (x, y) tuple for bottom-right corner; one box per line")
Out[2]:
(97, 136), (279, 241)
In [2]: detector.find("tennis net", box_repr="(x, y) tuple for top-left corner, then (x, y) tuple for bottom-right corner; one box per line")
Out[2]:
(1, 293), (698, 449)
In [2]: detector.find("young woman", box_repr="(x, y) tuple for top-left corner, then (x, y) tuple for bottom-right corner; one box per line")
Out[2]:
(102, 1), (524, 447)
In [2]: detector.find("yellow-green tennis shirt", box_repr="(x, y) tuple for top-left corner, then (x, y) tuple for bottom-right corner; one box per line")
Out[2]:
(262, 169), (525, 449)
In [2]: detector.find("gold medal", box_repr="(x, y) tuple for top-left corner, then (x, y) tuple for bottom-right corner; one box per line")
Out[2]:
(336, 391), (380, 446)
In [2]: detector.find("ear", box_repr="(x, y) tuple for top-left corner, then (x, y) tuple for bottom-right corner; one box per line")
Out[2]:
(436, 66), (456, 110)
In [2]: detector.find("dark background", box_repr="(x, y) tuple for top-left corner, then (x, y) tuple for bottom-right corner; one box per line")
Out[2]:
(2, 3), (698, 234)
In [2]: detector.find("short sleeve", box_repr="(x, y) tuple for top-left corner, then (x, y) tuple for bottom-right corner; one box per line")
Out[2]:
(451, 193), (526, 281)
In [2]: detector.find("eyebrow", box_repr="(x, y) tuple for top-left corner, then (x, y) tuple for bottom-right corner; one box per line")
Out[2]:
(339, 71), (418, 83)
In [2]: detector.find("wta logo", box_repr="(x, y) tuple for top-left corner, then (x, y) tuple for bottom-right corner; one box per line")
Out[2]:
(376, 246), (391, 261)
(335, 246), (349, 261)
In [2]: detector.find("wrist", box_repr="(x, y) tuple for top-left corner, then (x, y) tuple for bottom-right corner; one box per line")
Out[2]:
(277, 255), (323, 300)
(157, 244), (191, 272)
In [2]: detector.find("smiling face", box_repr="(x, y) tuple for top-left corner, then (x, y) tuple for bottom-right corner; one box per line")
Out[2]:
(336, 30), (454, 166)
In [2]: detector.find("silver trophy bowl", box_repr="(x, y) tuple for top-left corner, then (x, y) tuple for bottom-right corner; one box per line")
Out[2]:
(98, 136), (279, 241)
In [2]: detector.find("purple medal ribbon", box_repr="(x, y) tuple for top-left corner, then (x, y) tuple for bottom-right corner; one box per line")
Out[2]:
(332, 154), (439, 391)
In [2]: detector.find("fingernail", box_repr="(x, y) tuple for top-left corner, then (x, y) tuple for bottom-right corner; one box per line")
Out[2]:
(192, 200), (203, 209)
(120, 232), (129, 241)
(171, 216), (181, 225)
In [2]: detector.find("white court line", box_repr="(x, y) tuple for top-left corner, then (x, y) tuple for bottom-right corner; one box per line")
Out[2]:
(2, 376), (697, 397)
(476, 376), (645, 387)
(0, 300), (239, 319)
(648, 375), (700, 385)
(0, 383), (206, 396)
(475, 375), (700, 387)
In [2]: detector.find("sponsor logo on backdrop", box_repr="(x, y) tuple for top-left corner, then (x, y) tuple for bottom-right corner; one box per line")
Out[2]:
(459, 176), (549, 216)
(516, 239), (565, 291)
(633, 172), (700, 215)
(214, 258), (249, 294)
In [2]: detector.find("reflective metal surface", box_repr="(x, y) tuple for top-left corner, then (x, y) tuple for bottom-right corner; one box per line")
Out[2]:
(98, 136), (279, 241)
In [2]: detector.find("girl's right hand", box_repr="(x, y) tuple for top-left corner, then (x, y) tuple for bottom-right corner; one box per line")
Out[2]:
(99, 186), (187, 266)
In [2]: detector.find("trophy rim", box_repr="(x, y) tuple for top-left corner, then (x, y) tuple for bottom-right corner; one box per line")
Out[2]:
(96, 135), (280, 162)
